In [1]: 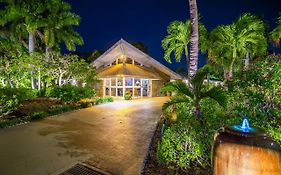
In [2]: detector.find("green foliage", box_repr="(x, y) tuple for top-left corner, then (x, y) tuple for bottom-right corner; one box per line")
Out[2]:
(0, 117), (30, 128)
(0, 88), (37, 115)
(95, 97), (114, 105)
(31, 111), (47, 120)
(158, 98), (239, 170)
(157, 121), (206, 169)
(228, 58), (281, 144)
(124, 91), (132, 100)
(208, 13), (267, 80)
(162, 19), (207, 78)
(48, 85), (96, 102)
(161, 65), (227, 117)
(271, 15), (281, 47)
(104, 96), (114, 102)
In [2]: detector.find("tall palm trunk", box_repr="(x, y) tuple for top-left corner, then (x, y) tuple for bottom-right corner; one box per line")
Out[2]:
(184, 46), (189, 77)
(45, 46), (51, 67)
(29, 31), (36, 89)
(188, 0), (199, 79)
(228, 48), (237, 80)
(244, 52), (250, 70)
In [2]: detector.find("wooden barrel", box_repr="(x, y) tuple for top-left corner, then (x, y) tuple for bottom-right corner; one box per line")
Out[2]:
(213, 126), (281, 175)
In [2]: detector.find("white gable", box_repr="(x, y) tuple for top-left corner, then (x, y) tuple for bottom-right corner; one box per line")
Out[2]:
(91, 39), (182, 80)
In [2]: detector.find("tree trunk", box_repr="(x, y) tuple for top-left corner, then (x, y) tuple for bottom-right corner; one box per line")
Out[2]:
(188, 0), (199, 79)
(1, 79), (6, 87)
(45, 46), (51, 67)
(59, 74), (63, 87)
(8, 79), (14, 88)
(195, 104), (201, 118)
(38, 68), (41, 96)
(29, 31), (36, 89)
(244, 52), (250, 70)
(185, 46), (189, 76)
(228, 49), (237, 80)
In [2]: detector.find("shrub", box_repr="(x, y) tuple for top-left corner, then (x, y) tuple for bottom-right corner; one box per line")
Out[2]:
(157, 116), (206, 169)
(0, 88), (37, 115)
(95, 97), (105, 105)
(48, 105), (63, 115)
(31, 111), (47, 120)
(228, 58), (281, 144)
(124, 91), (132, 100)
(48, 85), (96, 102)
(103, 96), (114, 102)
(95, 97), (114, 105)
(0, 117), (30, 128)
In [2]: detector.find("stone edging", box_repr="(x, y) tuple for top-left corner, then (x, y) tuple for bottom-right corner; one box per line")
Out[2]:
(140, 114), (163, 174)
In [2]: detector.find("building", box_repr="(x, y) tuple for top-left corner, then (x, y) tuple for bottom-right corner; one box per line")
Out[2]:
(91, 39), (182, 98)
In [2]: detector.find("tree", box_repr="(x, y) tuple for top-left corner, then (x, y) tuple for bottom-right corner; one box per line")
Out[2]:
(0, 0), (46, 89)
(271, 14), (281, 47)
(41, 0), (83, 65)
(162, 20), (207, 79)
(188, 0), (200, 79)
(161, 65), (227, 119)
(209, 13), (267, 81)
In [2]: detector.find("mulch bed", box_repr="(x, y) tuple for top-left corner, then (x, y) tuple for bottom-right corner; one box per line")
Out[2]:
(11, 97), (61, 117)
(142, 117), (212, 175)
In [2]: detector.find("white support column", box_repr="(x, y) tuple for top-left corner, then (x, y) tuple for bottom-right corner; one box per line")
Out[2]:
(115, 77), (118, 96)
(122, 77), (125, 98)
(109, 78), (111, 96)
(103, 78), (106, 97)
(132, 59), (135, 65)
(149, 80), (152, 97)
(132, 78), (135, 98)
(140, 79), (143, 98)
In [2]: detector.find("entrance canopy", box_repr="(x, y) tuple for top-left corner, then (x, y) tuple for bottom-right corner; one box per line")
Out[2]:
(97, 64), (161, 79)
(91, 39), (182, 80)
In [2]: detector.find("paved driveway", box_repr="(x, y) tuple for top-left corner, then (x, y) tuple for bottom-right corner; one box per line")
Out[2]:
(0, 97), (167, 175)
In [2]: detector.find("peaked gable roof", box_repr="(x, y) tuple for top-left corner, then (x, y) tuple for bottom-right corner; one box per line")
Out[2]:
(91, 39), (182, 79)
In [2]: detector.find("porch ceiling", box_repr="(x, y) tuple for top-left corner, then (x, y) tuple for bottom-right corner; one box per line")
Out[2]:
(97, 64), (162, 79)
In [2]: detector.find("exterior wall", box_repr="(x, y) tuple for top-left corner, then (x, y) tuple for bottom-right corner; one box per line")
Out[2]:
(94, 80), (104, 97)
(151, 80), (166, 97)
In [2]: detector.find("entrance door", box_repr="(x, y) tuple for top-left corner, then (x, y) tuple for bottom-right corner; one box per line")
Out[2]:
(142, 79), (150, 97)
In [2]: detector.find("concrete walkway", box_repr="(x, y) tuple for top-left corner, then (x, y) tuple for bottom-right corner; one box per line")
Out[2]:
(0, 97), (167, 175)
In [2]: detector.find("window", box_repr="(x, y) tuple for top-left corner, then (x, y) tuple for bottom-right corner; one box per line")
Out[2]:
(134, 78), (141, 86)
(125, 78), (133, 86)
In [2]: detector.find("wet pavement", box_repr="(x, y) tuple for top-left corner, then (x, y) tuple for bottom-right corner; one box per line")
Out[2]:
(0, 97), (167, 175)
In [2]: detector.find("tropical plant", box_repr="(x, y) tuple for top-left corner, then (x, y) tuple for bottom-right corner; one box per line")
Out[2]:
(271, 14), (281, 47)
(48, 85), (96, 102)
(209, 13), (267, 81)
(41, 0), (84, 65)
(0, 0), (47, 89)
(124, 91), (132, 100)
(162, 20), (207, 79)
(161, 65), (227, 118)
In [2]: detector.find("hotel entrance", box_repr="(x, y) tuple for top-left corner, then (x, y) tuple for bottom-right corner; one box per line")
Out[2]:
(104, 77), (151, 98)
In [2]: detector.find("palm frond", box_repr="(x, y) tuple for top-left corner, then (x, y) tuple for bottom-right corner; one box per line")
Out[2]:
(161, 80), (194, 99)
(162, 95), (191, 110)
(204, 86), (227, 109)
(191, 65), (211, 94)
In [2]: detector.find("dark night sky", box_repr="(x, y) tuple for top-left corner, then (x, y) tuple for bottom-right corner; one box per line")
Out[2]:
(65, 0), (281, 71)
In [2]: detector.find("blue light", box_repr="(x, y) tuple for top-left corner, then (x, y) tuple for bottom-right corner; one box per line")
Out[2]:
(231, 118), (256, 133)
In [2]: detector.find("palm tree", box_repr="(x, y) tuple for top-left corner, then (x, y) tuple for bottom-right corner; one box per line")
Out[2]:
(161, 65), (227, 119)
(271, 15), (281, 47)
(41, 0), (83, 66)
(162, 20), (207, 79)
(209, 13), (267, 81)
(188, 0), (200, 79)
(0, 0), (46, 89)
